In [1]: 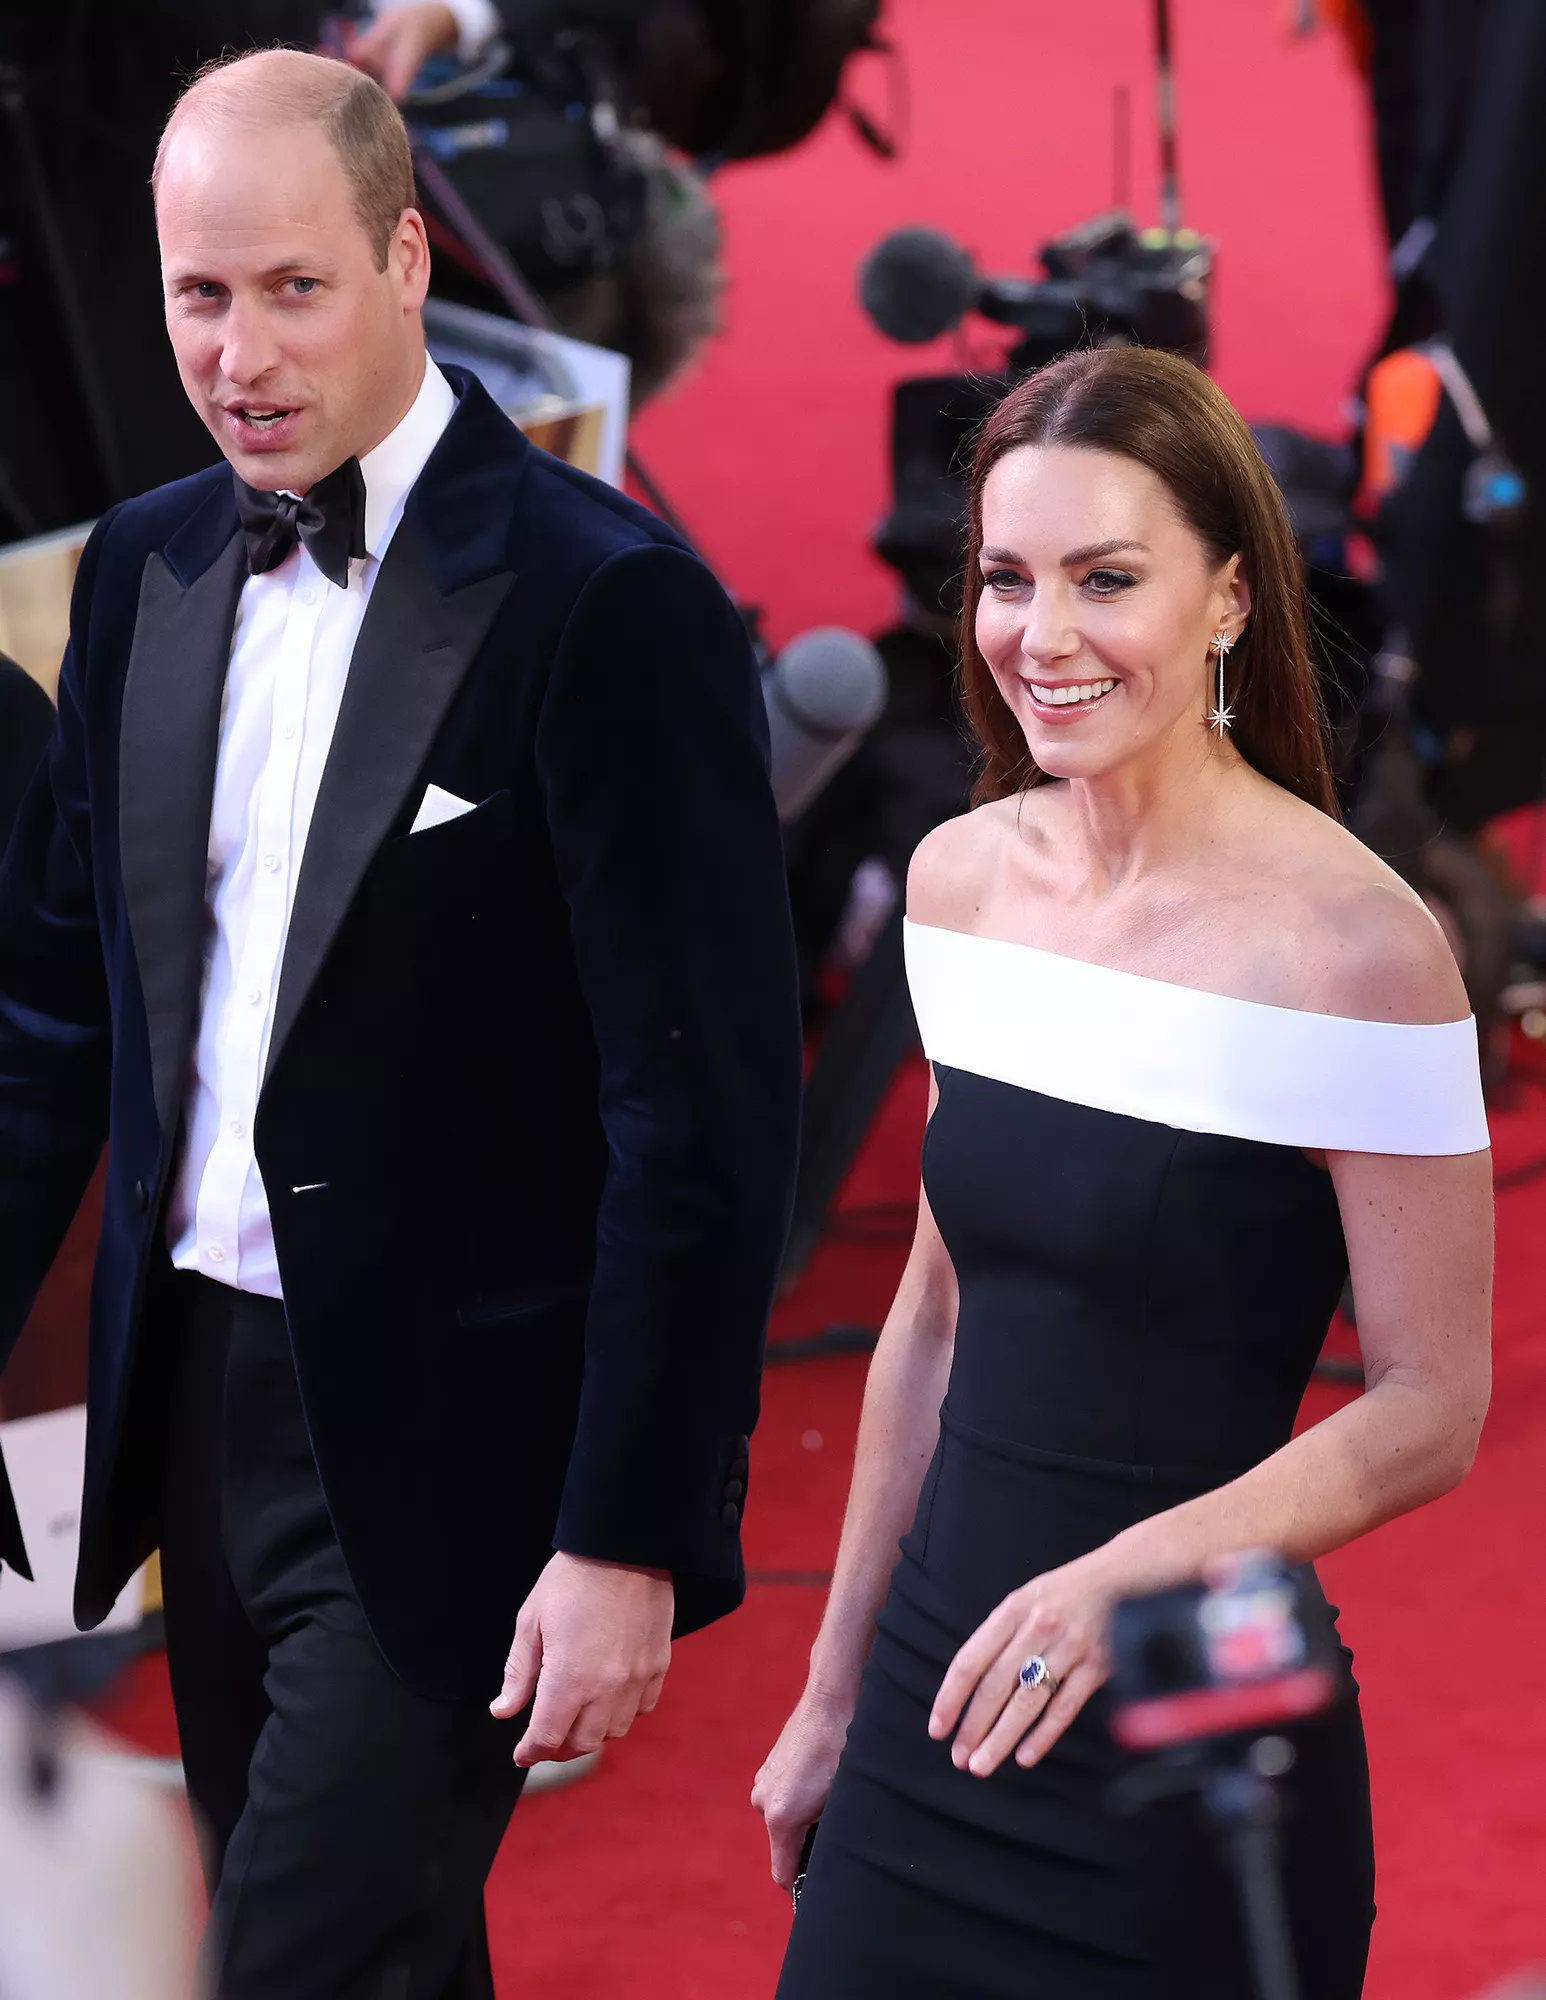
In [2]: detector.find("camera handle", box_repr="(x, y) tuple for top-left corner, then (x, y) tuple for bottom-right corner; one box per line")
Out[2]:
(1201, 1757), (1302, 2000)
(1108, 1733), (1304, 2000)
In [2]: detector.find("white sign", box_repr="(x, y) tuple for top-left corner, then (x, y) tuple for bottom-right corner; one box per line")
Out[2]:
(0, 1407), (143, 1652)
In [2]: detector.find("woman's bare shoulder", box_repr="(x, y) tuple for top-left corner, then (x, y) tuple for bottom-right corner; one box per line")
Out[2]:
(906, 796), (1029, 930)
(1269, 803), (1471, 1025)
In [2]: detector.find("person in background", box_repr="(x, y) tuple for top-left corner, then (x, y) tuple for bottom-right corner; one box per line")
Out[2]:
(0, 47), (800, 1998)
(345, 1), (503, 98)
(755, 347), (1492, 1998)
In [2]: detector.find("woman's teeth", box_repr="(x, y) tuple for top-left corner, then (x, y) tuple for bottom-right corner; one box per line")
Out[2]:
(1028, 678), (1118, 708)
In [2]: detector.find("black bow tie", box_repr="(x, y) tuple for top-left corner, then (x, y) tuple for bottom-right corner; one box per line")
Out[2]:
(234, 457), (367, 590)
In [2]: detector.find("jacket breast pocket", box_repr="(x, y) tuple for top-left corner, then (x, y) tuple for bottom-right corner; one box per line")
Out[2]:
(394, 786), (513, 853)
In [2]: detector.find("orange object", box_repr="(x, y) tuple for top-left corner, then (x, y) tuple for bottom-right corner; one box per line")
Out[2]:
(1360, 347), (1445, 510)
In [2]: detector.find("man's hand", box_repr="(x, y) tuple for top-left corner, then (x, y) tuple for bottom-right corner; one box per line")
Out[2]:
(342, 4), (461, 101)
(491, 1552), (674, 1766)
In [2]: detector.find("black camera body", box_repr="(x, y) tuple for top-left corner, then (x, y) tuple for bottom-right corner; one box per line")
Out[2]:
(1108, 1554), (1342, 1755)
(978, 211), (1212, 374)
(859, 209), (1211, 372)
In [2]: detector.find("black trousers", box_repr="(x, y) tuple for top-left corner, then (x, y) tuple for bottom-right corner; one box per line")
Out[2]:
(157, 1273), (527, 1999)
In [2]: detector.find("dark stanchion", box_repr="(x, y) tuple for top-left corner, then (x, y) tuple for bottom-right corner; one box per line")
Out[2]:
(781, 902), (918, 1286)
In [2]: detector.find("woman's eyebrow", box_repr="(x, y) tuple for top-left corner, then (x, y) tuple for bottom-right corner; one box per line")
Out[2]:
(1061, 539), (1149, 566)
(977, 539), (1151, 568)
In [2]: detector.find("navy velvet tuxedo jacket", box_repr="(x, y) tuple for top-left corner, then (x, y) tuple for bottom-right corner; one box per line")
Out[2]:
(0, 371), (803, 1699)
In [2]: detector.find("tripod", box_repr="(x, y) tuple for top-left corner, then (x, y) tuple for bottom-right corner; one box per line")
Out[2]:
(1112, 1732), (1306, 2000)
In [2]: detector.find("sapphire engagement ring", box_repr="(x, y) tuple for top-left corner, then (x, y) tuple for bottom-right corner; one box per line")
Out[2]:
(1018, 1655), (1060, 1697)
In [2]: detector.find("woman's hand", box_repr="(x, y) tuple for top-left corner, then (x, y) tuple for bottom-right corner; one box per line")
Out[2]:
(929, 1552), (1117, 1777)
(752, 1690), (853, 1891)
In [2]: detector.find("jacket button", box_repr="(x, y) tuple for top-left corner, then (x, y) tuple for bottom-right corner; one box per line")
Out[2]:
(721, 1502), (740, 1529)
(735, 1434), (750, 1456)
(724, 1479), (744, 1502)
(133, 1179), (149, 1213)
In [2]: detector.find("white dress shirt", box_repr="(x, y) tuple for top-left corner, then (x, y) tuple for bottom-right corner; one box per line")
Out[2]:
(167, 359), (458, 1298)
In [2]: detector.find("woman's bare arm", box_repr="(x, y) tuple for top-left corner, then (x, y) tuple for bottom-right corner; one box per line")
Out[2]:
(752, 1077), (958, 1883)
(808, 1158), (959, 1707)
(1090, 1143), (1492, 1592)
(932, 888), (1494, 1775)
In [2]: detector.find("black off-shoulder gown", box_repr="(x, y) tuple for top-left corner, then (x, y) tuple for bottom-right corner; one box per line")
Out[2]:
(775, 922), (1488, 1999)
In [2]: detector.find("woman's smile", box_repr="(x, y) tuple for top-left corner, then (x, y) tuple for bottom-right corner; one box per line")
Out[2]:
(1023, 675), (1119, 714)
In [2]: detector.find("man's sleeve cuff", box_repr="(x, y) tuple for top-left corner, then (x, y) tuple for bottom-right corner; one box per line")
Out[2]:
(441, 0), (503, 63)
(374, 0), (503, 65)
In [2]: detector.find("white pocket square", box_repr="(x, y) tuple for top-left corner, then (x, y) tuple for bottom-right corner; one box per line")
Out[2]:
(409, 784), (477, 835)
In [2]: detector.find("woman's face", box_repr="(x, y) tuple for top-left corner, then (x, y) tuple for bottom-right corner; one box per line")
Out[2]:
(974, 444), (1248, 784)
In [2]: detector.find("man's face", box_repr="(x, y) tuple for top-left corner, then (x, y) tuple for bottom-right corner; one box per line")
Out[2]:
(157, 116), (429, 492)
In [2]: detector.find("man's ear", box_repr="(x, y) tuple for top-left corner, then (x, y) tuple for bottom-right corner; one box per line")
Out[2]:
(393, 207), (432, 311)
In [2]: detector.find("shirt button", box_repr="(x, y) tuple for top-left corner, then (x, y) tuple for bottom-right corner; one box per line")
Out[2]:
(228, 1118), (245, 1139)
(207, 1244), (227, 1264)
(299, 586), (316, 606)
(246, 988), (262, 1007)
(282, 724), (297, 741)
(262, 853), (280, 872)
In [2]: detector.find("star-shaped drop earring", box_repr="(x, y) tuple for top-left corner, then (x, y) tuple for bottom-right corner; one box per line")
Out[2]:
(1207, 628), (1236, 735)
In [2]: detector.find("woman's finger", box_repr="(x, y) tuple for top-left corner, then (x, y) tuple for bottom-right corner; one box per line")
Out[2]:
(553, 1695), (613, 1762)
(604, 1684), (643, 1740)
(928, 1596), (1028, 1739)
(767, 1813), (811, 1892)
(1010, 1658), (1106, 1771)
(950, 1630), (1056, 1764)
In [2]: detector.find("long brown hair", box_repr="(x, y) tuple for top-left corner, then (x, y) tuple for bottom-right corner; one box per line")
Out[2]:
(958, 346), (1337, 816)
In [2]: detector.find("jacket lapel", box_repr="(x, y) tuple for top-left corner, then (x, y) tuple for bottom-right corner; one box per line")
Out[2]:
(119, 509), (246, 1139)
(264, 516), (514, 1077)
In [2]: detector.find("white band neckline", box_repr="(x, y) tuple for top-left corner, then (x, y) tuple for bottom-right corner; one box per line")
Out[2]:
(903, 919), (1490, 1157)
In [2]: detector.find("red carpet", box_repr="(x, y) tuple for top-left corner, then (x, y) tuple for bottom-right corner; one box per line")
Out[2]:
(97, 1048), (1546, 1995)
(95, 5), (1546, 1993)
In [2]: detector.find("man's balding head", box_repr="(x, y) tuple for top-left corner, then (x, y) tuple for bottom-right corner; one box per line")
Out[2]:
(156, 49), (414, 273)
(155, 47), (433, 492)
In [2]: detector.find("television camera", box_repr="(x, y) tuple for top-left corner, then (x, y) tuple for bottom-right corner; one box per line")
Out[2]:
(859, 210), (1211, 372)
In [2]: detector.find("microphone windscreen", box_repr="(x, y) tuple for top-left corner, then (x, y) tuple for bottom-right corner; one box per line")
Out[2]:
(859, 227), (978, 344)
(763, 627), (888, 823)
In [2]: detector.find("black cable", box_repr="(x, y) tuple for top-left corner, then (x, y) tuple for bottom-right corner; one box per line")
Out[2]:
(1495, 1149), (1546, 1192)
(821, 1201), (915, 1246)
(765, 1324), (878, 1364)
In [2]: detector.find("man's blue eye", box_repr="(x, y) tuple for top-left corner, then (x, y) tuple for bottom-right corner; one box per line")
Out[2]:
(292, 277), (317, 295)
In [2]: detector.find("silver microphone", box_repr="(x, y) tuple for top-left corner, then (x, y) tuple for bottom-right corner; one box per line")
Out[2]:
(761, 627), (888, 823)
